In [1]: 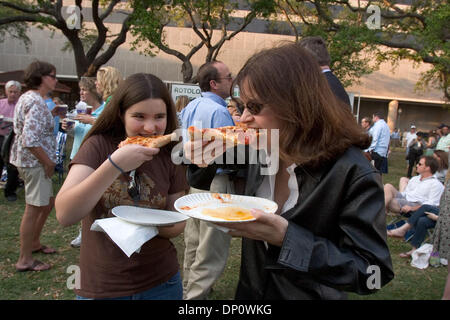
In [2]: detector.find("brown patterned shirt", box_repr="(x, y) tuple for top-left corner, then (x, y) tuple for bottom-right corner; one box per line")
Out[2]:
(71, 134), (189, 299)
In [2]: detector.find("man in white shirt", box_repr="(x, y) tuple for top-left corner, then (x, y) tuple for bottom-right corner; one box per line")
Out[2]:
(384, 156), (444, 214)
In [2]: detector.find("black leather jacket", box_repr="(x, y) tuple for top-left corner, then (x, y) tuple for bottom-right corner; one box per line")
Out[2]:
(187, 146), (394, 299)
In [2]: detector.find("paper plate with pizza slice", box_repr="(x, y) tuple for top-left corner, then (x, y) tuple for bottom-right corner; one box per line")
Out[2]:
(174, 193), (278, 223)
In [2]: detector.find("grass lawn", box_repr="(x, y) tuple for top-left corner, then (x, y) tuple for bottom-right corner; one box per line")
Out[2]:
(0, 146), (447, 300)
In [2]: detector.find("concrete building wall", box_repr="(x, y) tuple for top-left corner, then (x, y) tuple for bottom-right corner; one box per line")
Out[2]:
(357, 99), (450, 133)
(0, 24), (292, 82)
(1, 25), (448, 131)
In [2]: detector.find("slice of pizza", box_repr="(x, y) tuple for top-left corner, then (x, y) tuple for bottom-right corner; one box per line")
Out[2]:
(187, 125), (260, 146)
(118, 132), (175, 148)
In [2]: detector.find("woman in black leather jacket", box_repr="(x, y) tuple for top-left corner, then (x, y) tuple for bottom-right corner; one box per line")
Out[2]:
(184, 42), (394, 299)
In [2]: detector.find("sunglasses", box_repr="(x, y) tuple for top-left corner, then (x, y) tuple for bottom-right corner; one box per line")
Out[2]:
(127, 170), (140, 202)
(417, 162), (425, 167)
(244, 101), (264, 115)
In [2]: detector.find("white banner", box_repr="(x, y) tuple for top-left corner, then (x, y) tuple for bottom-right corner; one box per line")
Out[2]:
(170, 83), (202, 102)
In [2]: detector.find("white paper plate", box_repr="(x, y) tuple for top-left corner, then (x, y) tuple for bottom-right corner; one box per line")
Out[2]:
(111, 206), (189, 226)
(174, 193), (278, 223)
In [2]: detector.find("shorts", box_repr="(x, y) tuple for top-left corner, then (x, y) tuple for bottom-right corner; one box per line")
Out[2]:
(18, 166), (53, 207)
(394, 192), (420, 209)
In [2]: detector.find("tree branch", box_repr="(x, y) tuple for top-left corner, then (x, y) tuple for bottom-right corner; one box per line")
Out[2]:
(90, 15), (131, 75)
(0, 1), (43, 14)
(337, 0), (426, 27)
(86, 0), (108, 62)
(100, 0), (121, 20)
(0, 14), (39, 24)
(183, 4), (208, 44)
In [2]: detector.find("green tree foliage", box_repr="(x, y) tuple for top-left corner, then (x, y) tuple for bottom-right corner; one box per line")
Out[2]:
(0, 0), (30, 48)
(129, 0), (276, 83)
(0, 0), (136, 77)
(1, 0), (447, 100)
(274, 0), (449, 101)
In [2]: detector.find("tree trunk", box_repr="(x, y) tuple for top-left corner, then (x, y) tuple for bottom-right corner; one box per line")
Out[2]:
(181, 60), (194, 83)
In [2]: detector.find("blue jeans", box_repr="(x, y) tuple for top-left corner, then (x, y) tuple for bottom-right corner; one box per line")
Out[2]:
(76, 272), (182, 300)
(407, 205), (439, 248)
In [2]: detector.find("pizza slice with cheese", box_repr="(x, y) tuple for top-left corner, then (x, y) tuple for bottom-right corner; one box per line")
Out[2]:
(187, 125), (260, 146)
(118, 132), (175, 148)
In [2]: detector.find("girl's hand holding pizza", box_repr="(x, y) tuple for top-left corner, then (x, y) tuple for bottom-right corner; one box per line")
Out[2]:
(110, 144), (160, 173)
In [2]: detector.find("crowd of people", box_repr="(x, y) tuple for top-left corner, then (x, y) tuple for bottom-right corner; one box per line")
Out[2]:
(359, 109), (450, 299)
(1, 37), (449, 300)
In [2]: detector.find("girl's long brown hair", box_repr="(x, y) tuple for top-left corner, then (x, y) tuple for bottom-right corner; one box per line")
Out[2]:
(82, 73), (178, 150)
(234, 41), (370, 168)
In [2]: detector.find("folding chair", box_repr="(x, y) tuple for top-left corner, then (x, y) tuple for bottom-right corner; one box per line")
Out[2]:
(55, 131), (67, 184)
(386, 211), (411, 226)
(387, 210), (436, 244)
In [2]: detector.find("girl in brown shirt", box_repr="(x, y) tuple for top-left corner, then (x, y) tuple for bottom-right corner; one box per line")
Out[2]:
(55, 73), (188, 299)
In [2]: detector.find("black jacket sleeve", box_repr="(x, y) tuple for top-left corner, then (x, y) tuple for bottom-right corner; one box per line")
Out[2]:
(186, 164), (218, 190)
(186, 146), (253, 190)
(277, 171), (394, 294)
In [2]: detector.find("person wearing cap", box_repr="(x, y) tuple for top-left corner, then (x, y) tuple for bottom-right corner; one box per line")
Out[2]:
(436, 124), (450, 152)
(405, 125), (418, 158)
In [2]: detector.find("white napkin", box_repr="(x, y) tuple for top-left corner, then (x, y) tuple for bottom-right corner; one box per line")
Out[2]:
(411, 243), (433, 269)
(91, 217), (159, 258)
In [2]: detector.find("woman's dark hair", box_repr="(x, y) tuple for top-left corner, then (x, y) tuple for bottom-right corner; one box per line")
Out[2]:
(23, 60), (56, 89)
(233, 41), (370, 167)
(82, 73), (178, 149)
(433, 150), (449, 170)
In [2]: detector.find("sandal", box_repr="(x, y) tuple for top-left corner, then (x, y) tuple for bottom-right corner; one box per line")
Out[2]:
(32, 245), (57, 254)
(16, 260), (51, 272)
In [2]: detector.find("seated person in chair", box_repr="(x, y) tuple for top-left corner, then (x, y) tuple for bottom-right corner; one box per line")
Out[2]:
(384, 156), (444, 215)
(387, 204), (440, 258)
